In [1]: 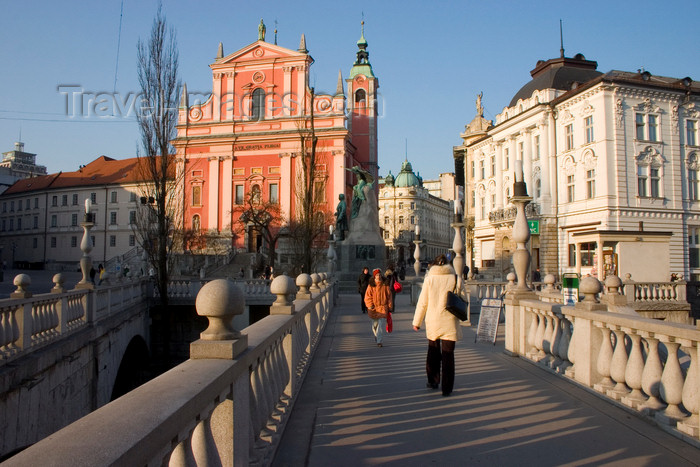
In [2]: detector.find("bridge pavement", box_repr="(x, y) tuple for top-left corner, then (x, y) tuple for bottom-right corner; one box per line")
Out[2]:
(274, 292), (700, 467)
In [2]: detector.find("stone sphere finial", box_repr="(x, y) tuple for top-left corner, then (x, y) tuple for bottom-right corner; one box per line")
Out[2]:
(195, 279), (244, 340)
(52, 273), (65, 293)
(506, 272), (516, 289)
(604, 275), (622, 295)
(270, 274), (296, 306)
(543, 273), (556, 291)
(296, 273), (312, 291)
(310, 273), (321, 291)
(12, 274), (32, 298)
(580, 276), (602, 302)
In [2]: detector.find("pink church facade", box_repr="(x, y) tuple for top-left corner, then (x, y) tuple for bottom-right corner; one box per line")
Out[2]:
(174, 23), (378, 253)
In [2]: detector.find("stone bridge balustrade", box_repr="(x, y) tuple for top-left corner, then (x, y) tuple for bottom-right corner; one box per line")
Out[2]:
(507, 274), (700, 442)
(0, 274), (147, 365)
(4, 272), (336, 466)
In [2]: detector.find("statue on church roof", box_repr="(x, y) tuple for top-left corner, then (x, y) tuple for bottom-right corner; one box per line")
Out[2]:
(476, 92), (484, 117)
(258, 19), (266, 41)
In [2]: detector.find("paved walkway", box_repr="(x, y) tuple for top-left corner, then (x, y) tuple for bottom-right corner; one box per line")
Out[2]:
(274, 293), (700, 467)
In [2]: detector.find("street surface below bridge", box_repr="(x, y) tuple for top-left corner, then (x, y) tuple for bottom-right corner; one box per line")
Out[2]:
(274, 292), (700, 467)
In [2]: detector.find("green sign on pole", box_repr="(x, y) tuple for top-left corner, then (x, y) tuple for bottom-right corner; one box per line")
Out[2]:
(528, 219), (540, 235)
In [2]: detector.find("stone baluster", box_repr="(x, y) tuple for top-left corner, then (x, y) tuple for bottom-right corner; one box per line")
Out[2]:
(640, 335), (666, 413)
(534, 309), (546, 361)
(557, 315), (572, 373)
(565, 315), (576, 378)
(608, 328), (630, 400)
(296, 274), (312, 300)
(526, 310), (539, 358)
(594, 325), (615, 393)
(549, 312), (563, 369)
(621, 330), (647, 409)
(656, 340), (688, 426)
(541, 312), (554, 364)
(678, 341), (699, 438)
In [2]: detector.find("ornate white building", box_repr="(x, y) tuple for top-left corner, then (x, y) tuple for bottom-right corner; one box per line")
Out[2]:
(378, 160), (453, 266)
(454, 52), (700, 282)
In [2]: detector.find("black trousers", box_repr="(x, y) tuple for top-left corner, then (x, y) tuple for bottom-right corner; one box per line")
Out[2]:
(426, 339), (455, 395)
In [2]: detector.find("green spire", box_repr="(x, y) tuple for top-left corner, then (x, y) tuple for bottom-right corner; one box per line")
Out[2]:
(349, 20), (374, 78)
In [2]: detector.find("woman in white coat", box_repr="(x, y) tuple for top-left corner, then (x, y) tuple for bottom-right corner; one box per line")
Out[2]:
(412, 254), (461, 396)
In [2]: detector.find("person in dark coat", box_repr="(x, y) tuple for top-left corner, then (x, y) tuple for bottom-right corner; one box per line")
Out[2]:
(357, 266), (371, 313)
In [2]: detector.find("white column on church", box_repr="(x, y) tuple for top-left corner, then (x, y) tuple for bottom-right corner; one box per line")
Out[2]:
(222, 156), (233, 229)
(297, 66), (306, 117)
(224, 72), (234, 120)
(279, 153), (293, 219)
(208, 156), (220, 230)
(213, 73), (221, 121)
(283, 67), (292, 117)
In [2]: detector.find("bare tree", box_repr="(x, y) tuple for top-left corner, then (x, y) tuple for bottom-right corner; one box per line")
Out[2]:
(287, 87), (333, 274)
(135, 6), (180, 304)
(232, 189), (284, 271)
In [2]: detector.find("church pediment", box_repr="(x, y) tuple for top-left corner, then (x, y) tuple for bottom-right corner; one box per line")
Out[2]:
(213, 41), (310, 67)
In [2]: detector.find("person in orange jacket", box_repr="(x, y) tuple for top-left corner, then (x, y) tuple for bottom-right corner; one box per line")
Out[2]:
(364, 268), (393, 347)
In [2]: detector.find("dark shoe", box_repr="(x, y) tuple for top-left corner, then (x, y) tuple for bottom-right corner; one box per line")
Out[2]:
(426, 382), (439, 390)
(442, 391), (452, 397)
(377, 343), (383, 347)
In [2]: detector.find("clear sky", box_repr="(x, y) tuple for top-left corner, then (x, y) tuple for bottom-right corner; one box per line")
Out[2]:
(2, 0), (699, 180)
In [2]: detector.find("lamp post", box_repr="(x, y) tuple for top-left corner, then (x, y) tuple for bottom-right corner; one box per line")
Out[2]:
(452, 197), (465, 294)
(327, 225), (337, 277)
(413, 224), (422, 277)
(511, 160), (532, 291)
(76, 199), (95, 289)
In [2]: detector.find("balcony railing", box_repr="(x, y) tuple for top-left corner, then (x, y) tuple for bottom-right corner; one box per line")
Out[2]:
(489, 202), (540, 226)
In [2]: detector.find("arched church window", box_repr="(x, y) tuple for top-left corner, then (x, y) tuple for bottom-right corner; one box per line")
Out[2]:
(251, 88), (265, 120)
(355, 89), (366, 108)
(251, 184), (261, 204)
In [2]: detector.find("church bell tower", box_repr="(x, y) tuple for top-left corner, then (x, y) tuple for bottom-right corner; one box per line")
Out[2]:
(346, 21), (379, 181)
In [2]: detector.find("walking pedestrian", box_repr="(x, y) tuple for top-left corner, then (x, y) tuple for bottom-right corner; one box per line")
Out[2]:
(412, 254), (461, 396)
(357, 266), (371, 313)
(364, 268), (392, 347)
(385, 264), (398, 311)
(97, 264), (105, 286)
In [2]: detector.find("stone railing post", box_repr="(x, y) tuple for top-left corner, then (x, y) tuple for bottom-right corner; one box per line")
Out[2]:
(189, 279), (249, 467)
(11, 273), (32, 299)
(76, 205), (95, 290)
(296, 274), (312, 300)
(270, 275), (296, 315)
(51, 273), (69, 334)
(570, 276), (606, 387)
(309, 273), (321, 295)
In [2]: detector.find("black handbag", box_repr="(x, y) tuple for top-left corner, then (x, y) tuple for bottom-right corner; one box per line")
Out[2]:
(445, 278), (468, 321)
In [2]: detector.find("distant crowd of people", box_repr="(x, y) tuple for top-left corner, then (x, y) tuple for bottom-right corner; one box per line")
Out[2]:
(357, 255), (462, 397)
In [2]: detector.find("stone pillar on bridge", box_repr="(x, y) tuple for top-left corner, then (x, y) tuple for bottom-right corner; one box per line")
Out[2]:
(76, 200), (95, 290)
(190, 278), (250, 466)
